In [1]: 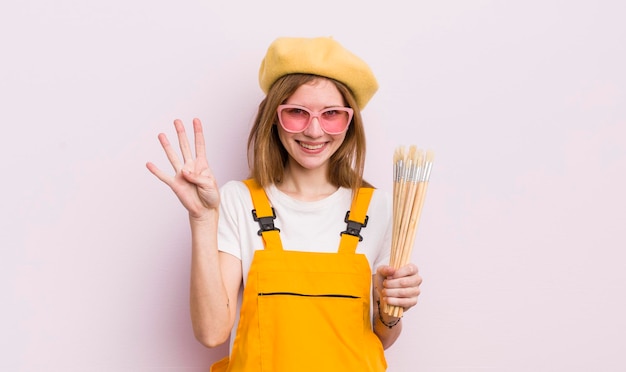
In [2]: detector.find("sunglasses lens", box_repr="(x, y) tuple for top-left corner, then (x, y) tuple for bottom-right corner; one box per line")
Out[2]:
(279, 107), (310, 132)
(320, 109), (350, 134)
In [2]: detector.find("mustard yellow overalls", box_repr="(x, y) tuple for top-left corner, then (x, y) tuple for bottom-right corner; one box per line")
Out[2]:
(211, 179), (386, 371)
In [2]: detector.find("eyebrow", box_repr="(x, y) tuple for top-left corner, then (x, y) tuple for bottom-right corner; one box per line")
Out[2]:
(282, 103), (348, 110)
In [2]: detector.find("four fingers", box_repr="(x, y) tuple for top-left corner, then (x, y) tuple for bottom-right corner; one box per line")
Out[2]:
(150, 118), (207, 176)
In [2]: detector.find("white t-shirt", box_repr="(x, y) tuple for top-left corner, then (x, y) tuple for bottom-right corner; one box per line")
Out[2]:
(217, 180), (393, 284)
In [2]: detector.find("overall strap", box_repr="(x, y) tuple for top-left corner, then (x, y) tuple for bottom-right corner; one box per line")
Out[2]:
(242, 178), (283, 251)
(338, 187), (374, 254)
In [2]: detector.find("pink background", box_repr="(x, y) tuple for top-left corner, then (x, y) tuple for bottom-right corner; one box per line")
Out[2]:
(2, 1), (625, 371)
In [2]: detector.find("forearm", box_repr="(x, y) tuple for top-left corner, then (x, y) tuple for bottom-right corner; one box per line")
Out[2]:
(188, 211), (234, 347)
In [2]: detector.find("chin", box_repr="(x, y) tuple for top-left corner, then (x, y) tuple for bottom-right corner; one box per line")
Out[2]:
(290, 156), (331, 171)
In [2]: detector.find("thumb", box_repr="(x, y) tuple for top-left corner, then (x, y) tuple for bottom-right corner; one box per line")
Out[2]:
(181, 169), (205, 185)
(376, 265), (396, 278)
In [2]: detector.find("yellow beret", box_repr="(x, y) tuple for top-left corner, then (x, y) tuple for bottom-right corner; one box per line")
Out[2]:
(258, 36), (379, 109)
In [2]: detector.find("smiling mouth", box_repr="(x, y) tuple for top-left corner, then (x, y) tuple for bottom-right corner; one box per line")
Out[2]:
(299, 142), (325, 150)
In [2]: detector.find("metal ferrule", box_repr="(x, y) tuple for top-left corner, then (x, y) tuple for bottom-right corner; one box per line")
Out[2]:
(422, 161), (433, 181)
(414, 163), (423, 183)
(395, 160), (404, 182)
(405, 159), (414, 182)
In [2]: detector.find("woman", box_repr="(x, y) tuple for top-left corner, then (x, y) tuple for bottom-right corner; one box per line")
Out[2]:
(147, 36), (422, 371)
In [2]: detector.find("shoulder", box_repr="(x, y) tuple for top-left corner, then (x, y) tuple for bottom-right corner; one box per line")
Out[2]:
(220, 180), (254, 202)
(364, 188), (392, 235)
(370, 187), (391, 202)
(369, 187), (392, 215)
(219, 180), (255, 221)
(221, 179), (250, 195)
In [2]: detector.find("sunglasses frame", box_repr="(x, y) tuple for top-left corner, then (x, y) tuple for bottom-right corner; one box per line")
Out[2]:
(277, 104), (354, 135)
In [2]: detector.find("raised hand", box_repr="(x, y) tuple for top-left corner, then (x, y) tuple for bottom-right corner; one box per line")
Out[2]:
(146, 118), (220, 220)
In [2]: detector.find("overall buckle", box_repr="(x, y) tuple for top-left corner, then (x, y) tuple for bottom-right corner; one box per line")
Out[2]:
(252, 208), (280, 236)
(340, 211), (369, 241)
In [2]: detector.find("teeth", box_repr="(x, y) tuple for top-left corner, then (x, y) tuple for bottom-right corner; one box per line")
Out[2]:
(300, 142), (324, 150)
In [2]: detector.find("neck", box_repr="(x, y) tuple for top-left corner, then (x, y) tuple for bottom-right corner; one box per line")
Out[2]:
(278, 163), (338, 201)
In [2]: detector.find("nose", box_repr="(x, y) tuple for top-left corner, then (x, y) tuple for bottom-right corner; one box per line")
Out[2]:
(303, 116), (324, 138)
